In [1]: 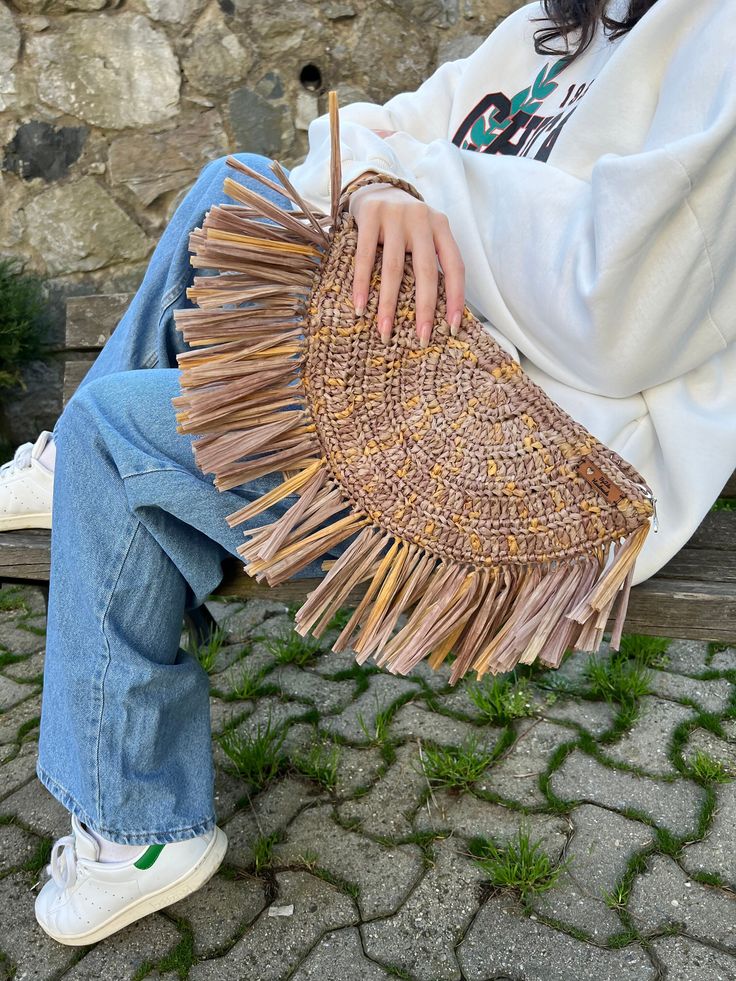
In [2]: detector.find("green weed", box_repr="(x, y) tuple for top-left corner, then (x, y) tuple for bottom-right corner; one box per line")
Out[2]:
(419, 737), (494, 791)
(468, 826), (570, 902)
(219, 716), (286, 789)
(466, 675), (533, 725)
(687, 749), (732, 784)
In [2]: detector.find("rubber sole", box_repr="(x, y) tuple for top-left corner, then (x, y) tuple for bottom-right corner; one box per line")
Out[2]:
(0, 512), (52, 531)
(37, 827), (228, 946)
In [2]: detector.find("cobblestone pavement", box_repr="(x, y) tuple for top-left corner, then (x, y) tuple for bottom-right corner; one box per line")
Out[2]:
(1, 583), (736, 980)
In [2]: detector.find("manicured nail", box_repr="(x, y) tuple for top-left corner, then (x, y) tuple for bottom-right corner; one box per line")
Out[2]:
(354, 295), (365, 316)
(450, 311), (461, 337)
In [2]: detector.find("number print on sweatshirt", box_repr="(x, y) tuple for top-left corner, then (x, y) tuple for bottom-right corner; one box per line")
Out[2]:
(452, 59), (595, 162)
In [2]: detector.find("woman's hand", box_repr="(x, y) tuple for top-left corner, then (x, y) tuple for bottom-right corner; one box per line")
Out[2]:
(348, 182), (465, 348)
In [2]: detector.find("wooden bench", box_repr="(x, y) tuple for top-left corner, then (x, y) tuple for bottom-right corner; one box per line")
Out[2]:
(1, 294), (735, 647)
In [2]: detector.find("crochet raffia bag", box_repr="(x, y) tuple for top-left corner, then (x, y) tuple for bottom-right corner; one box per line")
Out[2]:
(172, 91), (658, 684)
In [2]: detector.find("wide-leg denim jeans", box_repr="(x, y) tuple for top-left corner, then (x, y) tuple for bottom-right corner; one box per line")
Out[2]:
(37, 152), (350, 845)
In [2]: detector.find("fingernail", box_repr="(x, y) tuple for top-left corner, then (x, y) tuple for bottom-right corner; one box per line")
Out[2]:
(379, 317), (391, 342)
(354, 295), (365, 316)
(450, 311), (462, 337)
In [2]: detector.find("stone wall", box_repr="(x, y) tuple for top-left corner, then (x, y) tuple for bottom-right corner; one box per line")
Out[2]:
(0, 0), (524, 445)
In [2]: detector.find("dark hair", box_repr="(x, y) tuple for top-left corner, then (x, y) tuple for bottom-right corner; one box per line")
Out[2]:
(532, 0), (659, 65)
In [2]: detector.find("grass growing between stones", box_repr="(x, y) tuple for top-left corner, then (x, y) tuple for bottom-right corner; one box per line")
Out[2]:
(131, 916), (194, 980)
(290, 740), (341, 792)
(616, 632), (671, 668)
(261, 625), (321, 667)
(419, 737), (495, 791)
(468, 826), (570, 902)
(253, 830), (281, 873)
(219, 716), (286, 789)
(223, 665), (271, 701)
(686, 749), (732, 784)
(466, 674), (533, 725)
(191, 623), (229, 673)
(584, 654), (652, 708)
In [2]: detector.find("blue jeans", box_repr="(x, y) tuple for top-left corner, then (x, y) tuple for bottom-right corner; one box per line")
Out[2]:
(37, 153), (350, 845)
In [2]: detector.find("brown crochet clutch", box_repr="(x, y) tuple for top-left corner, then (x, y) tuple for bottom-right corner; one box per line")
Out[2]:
(171, 90), (657, 684)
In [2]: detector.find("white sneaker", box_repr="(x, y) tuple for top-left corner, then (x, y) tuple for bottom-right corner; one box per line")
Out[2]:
(0, 431), (55, 531)
(34, 814), (228, 946)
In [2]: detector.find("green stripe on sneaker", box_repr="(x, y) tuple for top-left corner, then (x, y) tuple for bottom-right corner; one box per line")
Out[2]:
(134, 844), (165, 869)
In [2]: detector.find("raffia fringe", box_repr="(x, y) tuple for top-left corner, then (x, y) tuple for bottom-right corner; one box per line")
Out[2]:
(172, 150), (653, 684)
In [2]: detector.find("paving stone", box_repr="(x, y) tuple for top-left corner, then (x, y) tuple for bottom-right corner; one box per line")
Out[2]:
(629, 853), (736, 949)
(309, 644), (364, 677)
(547, 642), (614, 688)
(0, 872), (77, 978)
(206, 643), (252, 675)
(233, 696), (313, 735)
(388, 701), (502, 750)
(0, 742), (38, 800)
(168, 873), (266, 957)
(648, 669), (732, 713)
(402, 658), (453, 691)
(321, 673), (416, 742)
(205, 598), (289, 642)
(434, 684), (487, 721)
(683, 727), (736, 776)
(274, 803), (424, 919)
(209, 696), (253, 736)
(604, 696), (695, 776)
(212, 650), (281, 695)
(649, 935), (736, 981)
(531, 803), (656, 940)
(709, 646), (736, 672)
(550, 750), (705, 835)
(681, 781), (736, 888)
(361, 837), (485, 981)
(3, 651), (45, 683)
(532, 693), (617, 736)
(222, 776), (319, 868)
(281, 722), (319, 758)
(213, 767), (249, 824)
(271, 664), (355, 714)
(0, 585), (47, 618)
(291, 926), (394, 980)
(189, 871), (357, 981)
(338, 743), (427, 837)
(0, 675), (35, 712)
(475, 719), (574, 806)
(333, 745), (384, 796)
(662, 638), (709, 675)
(62, 914), (179, 979)
(0, 694), (41, 746)
(457, 891), (655, 981)
(0, 822), (39, 873)
(0, 780), (76, 840)
(0, 623), (45, 656)
(414, 790), (568, 858)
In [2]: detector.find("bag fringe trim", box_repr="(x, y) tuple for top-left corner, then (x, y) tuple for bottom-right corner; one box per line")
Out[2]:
(172, 90), (654, 684)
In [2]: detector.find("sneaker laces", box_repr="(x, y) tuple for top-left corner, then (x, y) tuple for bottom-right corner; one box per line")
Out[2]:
(47, 833), (79, 891)
(0, 441), (34, 477)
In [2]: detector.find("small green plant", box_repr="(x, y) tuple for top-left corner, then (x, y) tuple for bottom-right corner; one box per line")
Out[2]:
(711, 497), (736, 512)
(219, 716), (286, 789)
(0, 585), (31, 614)
(253, 831), (280, 873)
(419, 737), (494, 791)
(325, 606), (355, 633)
(263, 625), (321, 667)
(224, 664), (268, 701)
(467, 675), (533, 724)
(191, 623), (229, 673)
(357, 704), (393, 744)
(468, 826), (570, 901)
(0, 256), (50, 392)
(617, 632), (671, 669)
(687, 749), (732, 784)
(290, 740), (341, 792)
(584, 655), (652, 706)
(602, 879), (630, 911)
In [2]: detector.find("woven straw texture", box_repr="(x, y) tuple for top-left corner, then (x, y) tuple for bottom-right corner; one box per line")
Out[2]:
(171, 91), (656, 683)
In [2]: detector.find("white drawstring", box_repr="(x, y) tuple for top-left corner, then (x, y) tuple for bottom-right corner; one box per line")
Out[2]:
(0, 441), (34, 477)
(47, 833), (78, 891)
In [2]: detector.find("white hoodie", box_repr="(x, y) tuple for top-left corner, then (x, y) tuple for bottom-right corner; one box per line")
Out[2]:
(287, 0), (736, 587)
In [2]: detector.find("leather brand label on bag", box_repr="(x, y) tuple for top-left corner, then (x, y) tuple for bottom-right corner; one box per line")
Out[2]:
(576, 460), (623, 503)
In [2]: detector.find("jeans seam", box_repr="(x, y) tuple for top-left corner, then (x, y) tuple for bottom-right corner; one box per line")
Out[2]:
(94, 515), (141, 827)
